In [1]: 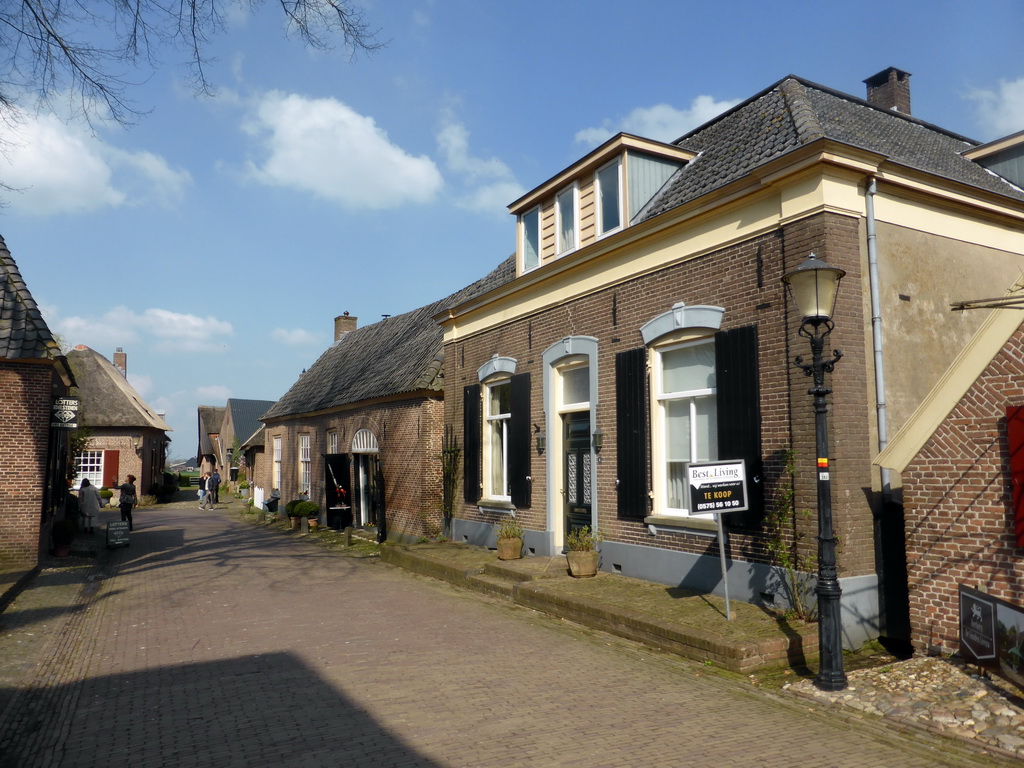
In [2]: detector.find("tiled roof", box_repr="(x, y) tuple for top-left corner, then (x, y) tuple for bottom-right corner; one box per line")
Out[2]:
(226, 398), (276, 445)
(197, 405), (225, 456)
(65, 346), (171, 430)
(0, 235), (65, 363)
(641, 76), (1024, 221)
(262, 256), (515, 421)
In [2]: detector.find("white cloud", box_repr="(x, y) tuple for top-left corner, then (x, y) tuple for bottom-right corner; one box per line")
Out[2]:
(575, 95), (741, 147)
(196, 385), (232, 401)
(243, 91), (443, 208)
(54, 305), (233, 354)
(437, 118), (524, 213)
(128, 373), (154, 398)
(0, 111), (190, 216)
(967, 77), (1024, 139)
(271, 327), (321, 346)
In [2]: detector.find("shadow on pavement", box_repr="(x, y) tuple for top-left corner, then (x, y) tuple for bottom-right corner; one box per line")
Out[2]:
(1, 652), (444, 768)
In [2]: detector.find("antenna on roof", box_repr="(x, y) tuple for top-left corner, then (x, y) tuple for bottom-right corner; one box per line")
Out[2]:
(382, 314), (391, 320)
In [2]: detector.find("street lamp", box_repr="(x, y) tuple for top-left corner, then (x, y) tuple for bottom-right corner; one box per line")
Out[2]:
(782, 252), (848, 692)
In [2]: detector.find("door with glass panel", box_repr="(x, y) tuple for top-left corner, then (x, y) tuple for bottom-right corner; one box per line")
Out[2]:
(563, 411), (592, 543)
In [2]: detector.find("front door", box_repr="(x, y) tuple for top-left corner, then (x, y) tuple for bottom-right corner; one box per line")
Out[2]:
(563, 410), (592, 546)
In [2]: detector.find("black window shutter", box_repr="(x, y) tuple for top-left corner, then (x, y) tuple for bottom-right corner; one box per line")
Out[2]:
(616, 347), (648, 519)
(715, 325), (763, 528)
(463, 384), (481, 504)
(509, 373), (531, 508)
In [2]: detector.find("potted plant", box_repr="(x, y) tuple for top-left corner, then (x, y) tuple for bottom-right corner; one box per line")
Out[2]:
(52, 518), (76, 558)
(298, 501), (320, 532)
(238, 480), (250, 498)
(285, 499), (303, 531)
(565, 525), (603, 577)
(494, 515), (524, 560)
(99, 487), (113, 508)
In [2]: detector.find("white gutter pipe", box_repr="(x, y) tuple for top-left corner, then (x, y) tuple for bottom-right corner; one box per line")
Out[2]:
(866, 178), (891, 499)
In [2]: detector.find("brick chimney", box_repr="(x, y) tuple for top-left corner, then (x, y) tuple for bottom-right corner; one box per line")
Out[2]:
(113, 347), (127, 378)
(864, 67), (912, 114)
(334, 312), (358, 341)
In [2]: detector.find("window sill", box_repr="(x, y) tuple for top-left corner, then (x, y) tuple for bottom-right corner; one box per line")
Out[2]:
(478, 498), (516, 514)
(644, 515), (717, 533)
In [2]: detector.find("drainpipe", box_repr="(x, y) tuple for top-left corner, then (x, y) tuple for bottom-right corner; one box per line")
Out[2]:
(865, 178), (891, 500)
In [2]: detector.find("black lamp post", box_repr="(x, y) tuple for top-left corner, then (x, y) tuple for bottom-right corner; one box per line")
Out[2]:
(782, 252), (848, 692)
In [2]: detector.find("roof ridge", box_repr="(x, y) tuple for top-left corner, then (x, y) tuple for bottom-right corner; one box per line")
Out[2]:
(778, 77), (824, 144)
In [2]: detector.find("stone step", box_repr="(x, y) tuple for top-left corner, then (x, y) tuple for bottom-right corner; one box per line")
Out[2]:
(466, 572), (517, 600)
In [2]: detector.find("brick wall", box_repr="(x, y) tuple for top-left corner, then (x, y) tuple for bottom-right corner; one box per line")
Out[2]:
(902, 325), (1024, 653)
(444, 211), (878, 576)
(0, 362), (55, 564)
(263, 395), (444, 540)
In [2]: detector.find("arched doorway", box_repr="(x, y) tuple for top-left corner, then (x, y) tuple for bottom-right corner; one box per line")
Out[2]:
(352, 428), (385, 541)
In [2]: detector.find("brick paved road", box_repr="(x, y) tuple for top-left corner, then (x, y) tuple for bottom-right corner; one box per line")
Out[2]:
(0, 501), (1009, 768)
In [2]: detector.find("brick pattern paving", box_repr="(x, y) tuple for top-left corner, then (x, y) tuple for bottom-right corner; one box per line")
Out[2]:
(0, 501), (1009, 767)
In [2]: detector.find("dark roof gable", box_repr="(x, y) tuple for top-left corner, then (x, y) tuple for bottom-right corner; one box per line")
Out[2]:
(262, 256), (515, 422)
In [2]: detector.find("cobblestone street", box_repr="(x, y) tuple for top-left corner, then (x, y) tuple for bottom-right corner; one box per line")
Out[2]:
(0, 500), (1013, 767)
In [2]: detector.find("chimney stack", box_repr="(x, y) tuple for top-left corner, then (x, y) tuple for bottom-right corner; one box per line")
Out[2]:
(334, 312), (358, 341)
(864, 67), (912, 114)
(113, 347), (127, 378)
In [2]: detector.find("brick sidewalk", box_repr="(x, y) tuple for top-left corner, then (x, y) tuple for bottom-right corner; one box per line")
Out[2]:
(0, 499), (1012, 767)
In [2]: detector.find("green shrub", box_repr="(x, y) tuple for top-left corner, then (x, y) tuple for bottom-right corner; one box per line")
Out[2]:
(285, 499), (303, 517)
(297, 501), (319, 519)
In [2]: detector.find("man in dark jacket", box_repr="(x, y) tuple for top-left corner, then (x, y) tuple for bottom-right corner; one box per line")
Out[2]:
(211, 469), (221, 504)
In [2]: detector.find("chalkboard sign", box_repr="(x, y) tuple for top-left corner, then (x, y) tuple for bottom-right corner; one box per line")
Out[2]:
(106, 520), (130, 548)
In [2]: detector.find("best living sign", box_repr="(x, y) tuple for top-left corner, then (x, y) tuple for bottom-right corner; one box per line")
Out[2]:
(687, 460), (748, 514)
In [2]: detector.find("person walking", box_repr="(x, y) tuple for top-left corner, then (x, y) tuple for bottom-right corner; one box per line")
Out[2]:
(211, 469), (221, 504)
(199, 473), (214, 510)
(78, 478), (102, 534)
(118, 475), (137, 531)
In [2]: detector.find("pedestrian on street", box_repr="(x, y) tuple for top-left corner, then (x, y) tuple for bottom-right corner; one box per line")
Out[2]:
(199, 473), (214, 509)
(211, 469), (221, 504)
(78, 478), (102, 534)
(118, 475), (137, 531)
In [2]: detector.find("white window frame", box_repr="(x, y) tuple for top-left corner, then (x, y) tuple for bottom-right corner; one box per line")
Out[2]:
(651, 337), (718, 518)
(556, 357), (590, 415)
(595, 158), (623, 237)
(520, 206), (541, 273)
(327, 431), (339, 455)
(555, 184), (579, 255)
(75, 450), (103, 489)
(299, 434), (311, 494)
(483, 378), (512, 501)
(273, 436), (282, 491)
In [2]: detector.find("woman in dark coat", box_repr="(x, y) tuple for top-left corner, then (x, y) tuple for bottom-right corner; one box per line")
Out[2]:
(118, 475), (137, 531)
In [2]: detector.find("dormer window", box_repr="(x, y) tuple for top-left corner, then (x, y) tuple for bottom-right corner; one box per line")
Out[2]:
(596, 159), (622, 237)
(556, 185), (578, 255)
(521, 207), (540, 272)
(509, 134), (695, 277)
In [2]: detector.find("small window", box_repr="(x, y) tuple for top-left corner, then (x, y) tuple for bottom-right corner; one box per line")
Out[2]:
(556, 186), (577, 255)
(521, 207), (540, 272)
(273, 437), (282, 491)
(654, 339), (718, 516)
(327, 431), (339, 455)
(596, 159), (622, 236)
(485, 380), (511, 500)
(299, 435), (311, 493)
(75, 450), (103, 489)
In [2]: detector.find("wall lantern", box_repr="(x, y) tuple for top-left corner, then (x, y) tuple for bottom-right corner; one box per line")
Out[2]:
(131, 434), (142, 453)
(534, 424), (546, 455)
(592, 427), (604, 453)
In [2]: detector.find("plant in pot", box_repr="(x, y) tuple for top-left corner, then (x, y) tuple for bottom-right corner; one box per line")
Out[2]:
(99, 487), (113, 508)
(51, 518), (77, 558)
(494, 515), (524, 560)
(565, 525), (603, 577)
(238, 480), (250, 498)
(285, 499), (303, 531)
(298, 501), (321, 532)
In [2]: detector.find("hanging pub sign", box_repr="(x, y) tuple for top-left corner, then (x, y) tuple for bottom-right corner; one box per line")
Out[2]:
(687, 459), (748, 514)
(51, 397), (79, 430)
(959, 584), (1024, 693)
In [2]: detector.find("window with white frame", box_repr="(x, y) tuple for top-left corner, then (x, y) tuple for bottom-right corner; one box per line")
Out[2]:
(75, 450), (103, 488)
(273, 437), (282, 491)
(555, 185), (577, 255)
(521, 207), (540, 272)
(299, 434), (311, 493)
(596, 159), (622, 236)
(484, 379), (511, 500)
(327, 431), (339, 455)
(653, 339), (718, 516)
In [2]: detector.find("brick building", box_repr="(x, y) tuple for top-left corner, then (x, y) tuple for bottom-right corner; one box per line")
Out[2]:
(259, 265), (510, 540)
(0, 237), (75, 604)
(440, 68), (1024, 649)
(196, 405), (225, 476)
(876, 285), (1024, 654)
(65, 346), (171, 495)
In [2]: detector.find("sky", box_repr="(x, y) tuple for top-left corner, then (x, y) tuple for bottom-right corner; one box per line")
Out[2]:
(2, 0), (1023, 461)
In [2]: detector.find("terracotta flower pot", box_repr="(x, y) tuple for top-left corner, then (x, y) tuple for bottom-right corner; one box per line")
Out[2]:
(496, 537), (523, 560)
(566, 550), (599, 578)
(308, 519), (319, 532)
(289, 516), (301, 531)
